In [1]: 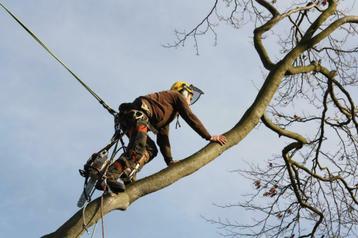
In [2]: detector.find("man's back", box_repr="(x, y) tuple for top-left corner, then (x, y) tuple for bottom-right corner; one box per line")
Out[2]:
(141, 90), (211, 140)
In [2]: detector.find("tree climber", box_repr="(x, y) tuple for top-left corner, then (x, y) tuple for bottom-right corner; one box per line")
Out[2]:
(102, 81), (227, 192)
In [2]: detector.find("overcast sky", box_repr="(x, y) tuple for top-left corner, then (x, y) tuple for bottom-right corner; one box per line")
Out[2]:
(0, 1), (357, 238)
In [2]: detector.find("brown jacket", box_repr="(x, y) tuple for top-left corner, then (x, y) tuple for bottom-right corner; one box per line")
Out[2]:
(137, 90), (211, 164)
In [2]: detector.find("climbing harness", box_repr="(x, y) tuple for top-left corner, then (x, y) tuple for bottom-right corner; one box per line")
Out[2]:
(0, 2), (117, 116)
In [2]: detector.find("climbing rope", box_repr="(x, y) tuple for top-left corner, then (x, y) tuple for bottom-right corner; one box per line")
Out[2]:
(90, 222), (97, 238)
(100, 193), (105, 238)
(81, 194), (107, 238)
(0, 4), (125, 237)
(0, 2), (117, 116)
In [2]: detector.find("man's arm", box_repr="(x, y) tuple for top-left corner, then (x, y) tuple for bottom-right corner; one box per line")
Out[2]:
(175, 93), (227, 145)
(175, 94), (211, 140)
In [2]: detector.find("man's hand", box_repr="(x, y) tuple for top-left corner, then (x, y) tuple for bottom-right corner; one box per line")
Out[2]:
(210, 135), (227, 145)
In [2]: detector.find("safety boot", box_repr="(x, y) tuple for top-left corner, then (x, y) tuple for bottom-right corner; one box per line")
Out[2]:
(103, 159), (126, 193)
(106, 179), (125, 193)
(122, 150), (150, 184)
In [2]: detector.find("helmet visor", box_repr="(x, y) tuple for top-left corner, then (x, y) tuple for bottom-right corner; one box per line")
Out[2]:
(189, 85), (204, 105)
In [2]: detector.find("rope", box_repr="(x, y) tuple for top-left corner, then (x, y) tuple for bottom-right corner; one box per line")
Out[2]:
(0, 7), (122, 238)
(90, 222), (97, 238)
(101, 193), (105, 238)
(81, 201), (102, 238)
(0, 2), (117, 116)
(81, 196), (105, 238)
(82, 201), (90, 234)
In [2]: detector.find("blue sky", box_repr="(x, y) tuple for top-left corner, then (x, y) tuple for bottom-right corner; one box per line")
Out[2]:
(1, 1), (356, 238)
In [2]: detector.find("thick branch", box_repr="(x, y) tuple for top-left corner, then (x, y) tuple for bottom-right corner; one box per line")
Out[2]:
(42, 39), (296, 238)
(301, 0), (337, 42)
(306, 15), (358, 49)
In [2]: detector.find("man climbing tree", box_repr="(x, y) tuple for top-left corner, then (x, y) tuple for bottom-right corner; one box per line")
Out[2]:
(102, 81), (227, 192)
(19, 0), (353, 237)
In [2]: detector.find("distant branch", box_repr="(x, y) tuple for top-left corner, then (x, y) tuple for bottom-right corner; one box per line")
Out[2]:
(163, 0), (219, 54)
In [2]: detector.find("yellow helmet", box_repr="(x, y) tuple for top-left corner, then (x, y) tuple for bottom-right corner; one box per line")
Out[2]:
(170, 81), (204, 105)
(170, 81), (193, 94)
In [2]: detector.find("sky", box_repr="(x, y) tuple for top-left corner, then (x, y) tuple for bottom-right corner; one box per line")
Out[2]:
(0, 1), (356, 238)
